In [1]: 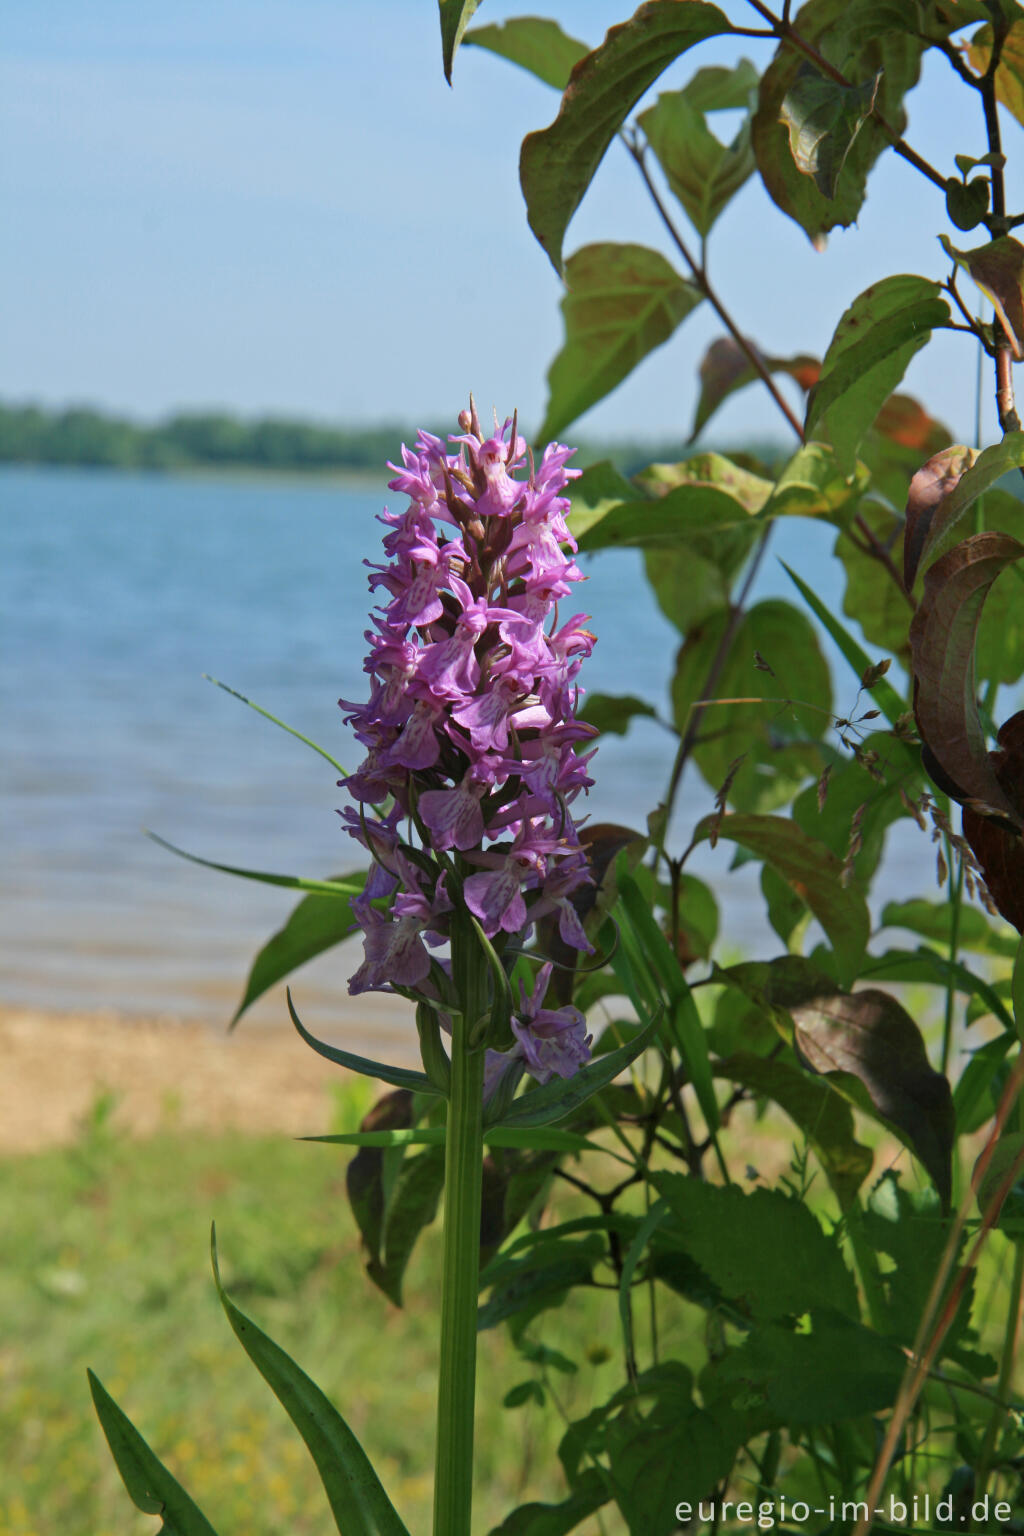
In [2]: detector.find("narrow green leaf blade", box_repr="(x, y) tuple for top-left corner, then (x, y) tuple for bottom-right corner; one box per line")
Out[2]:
(287, 989), (441, 1095)
(465, 18), (588, 90)
(308, 1126), (610, 1155)
(87, 1371), (221, 1535)
(485, 1467), (611, 1533)
(618, 1200), (668, 1368)
(211, 1231), (411, 1536)
(148, 832), (365, 898)
(540, 243), (701, 440)
(618, 873), (719, 1131)
(203, 674), (349, 777)
(520, 1), (734, 272)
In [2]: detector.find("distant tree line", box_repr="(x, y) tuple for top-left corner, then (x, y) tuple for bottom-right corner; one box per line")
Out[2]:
(0, 400), (781, 479)
(0, 403), (419, 474)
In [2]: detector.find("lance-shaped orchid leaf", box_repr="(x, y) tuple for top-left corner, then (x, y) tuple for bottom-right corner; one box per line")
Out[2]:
(287, 989), (442, 1095)
(88, 1371), (222, 1535)
(211, 1228), (411, 1535)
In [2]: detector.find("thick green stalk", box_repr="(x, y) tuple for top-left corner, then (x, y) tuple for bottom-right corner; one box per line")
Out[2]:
(433, 913), (486, 1536)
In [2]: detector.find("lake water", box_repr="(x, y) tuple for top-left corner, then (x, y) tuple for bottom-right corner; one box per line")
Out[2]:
(2, 464), (937, 1039)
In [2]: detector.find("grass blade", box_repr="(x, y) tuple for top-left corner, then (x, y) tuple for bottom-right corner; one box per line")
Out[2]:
(204, 673), (349, 778)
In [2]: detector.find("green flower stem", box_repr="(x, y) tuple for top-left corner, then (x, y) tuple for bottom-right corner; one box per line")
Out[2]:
(433, 911), (487, 1536)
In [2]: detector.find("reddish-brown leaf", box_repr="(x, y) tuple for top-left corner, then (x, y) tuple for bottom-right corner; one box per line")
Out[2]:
(963, 711), (1024, 934)
(909, 531), (1024, 822)
(790, 988), (955, 1207)
(689, 335), (819, 440)
(903, 444), (978, 589)
(874, 393), (948, 453)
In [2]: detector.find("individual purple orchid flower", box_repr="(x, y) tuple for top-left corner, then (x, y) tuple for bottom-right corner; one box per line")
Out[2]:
(337, 400), (598, 1087)
(510, 963), (592, 1084)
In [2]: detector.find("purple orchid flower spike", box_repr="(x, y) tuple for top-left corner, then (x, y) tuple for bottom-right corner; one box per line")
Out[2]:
(337, 400), (598, 1086)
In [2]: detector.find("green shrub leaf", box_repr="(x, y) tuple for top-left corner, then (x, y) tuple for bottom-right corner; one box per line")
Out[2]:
(693, 814), (869, 985)
(789, 988), (955, 1206)
(465, 18), (588, 90)
(520, 1), (734, 272)
(806, 274), (951, 469)
(639, 84), (754, 238)
(652, 1175), (858, 1318)
(716, 1050), (873, 1207)
(540, 243), (701, 440)
(673, 600), (832, 814)
(438, 0), (484, 83)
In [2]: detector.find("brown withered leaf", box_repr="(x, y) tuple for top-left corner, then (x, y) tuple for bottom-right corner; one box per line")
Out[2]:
(903, 444), (978, 589)
(689, 334), (820, 441)
(790, 988), (955, 1208)
(962, 711), (1024, 934)
(909, 531), (1024, 823)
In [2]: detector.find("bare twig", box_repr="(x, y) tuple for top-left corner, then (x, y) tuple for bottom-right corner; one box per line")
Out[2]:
(623, 135), (807, 443)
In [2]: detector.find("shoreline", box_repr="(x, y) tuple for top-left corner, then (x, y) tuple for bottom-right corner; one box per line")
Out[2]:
(0, 1002), (415, 1156)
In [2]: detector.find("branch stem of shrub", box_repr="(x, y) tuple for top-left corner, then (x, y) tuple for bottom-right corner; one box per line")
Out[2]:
(624, 135), (807, 444)
(853, 1054), (1024, 1536)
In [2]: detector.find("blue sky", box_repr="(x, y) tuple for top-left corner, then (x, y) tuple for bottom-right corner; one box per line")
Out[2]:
(2, 1), (1018, 443)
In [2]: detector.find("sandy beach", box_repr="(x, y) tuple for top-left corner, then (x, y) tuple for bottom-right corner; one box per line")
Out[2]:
(0, 999), (418, 1155)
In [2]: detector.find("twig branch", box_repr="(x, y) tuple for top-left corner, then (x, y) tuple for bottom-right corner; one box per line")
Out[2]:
(623, 134), (807, 444)
(744, 0), (948, 193)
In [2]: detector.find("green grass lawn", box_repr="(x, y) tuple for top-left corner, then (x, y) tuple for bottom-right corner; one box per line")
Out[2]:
(5, 1075), (1022, 1536)
(0, 1092), (638, 1536)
